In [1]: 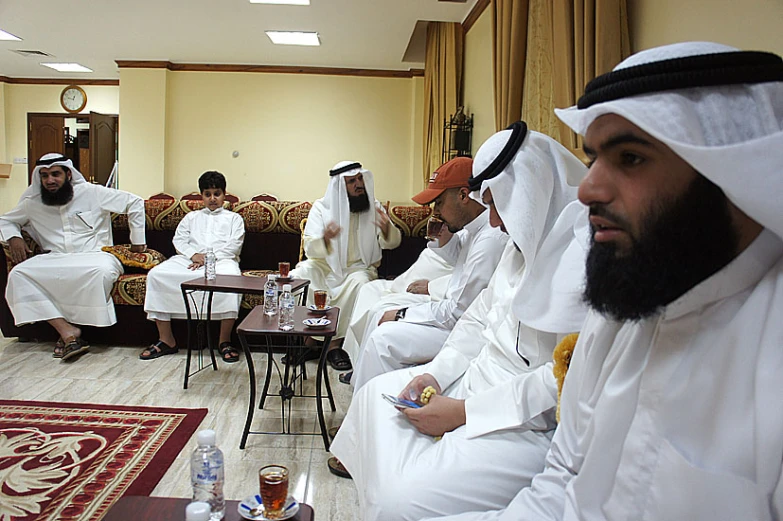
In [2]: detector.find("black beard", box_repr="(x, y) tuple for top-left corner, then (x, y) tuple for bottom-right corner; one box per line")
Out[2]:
(40, 181), (74, 206)
(348, 192), (371, 213)
(583, 174), (739, 321)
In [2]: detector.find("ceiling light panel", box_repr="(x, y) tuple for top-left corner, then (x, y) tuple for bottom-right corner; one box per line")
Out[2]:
(0, 29), (22, 41)
(250, 0), (309, 4)
(41, 62), (93, 73)
(265, 31), (320, 46)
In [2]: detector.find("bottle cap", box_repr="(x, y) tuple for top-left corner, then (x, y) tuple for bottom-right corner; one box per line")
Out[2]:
(283, 284), (292, 292)
(185, 501), (211, 521)
(268, 274), (277, 281)
(196, 429), (216, 446)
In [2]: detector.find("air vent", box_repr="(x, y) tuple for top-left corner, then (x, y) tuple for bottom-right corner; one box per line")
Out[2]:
(11, 49), (53, 57)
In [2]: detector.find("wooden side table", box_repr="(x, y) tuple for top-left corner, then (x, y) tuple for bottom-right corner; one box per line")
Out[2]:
(102, 496), (315, 520)
(237, 305), (339, 451)
(180, 274), (310, 389)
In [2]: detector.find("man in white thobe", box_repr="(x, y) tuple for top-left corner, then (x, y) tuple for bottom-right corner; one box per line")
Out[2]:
(430, 42), (783, 521)
(289, 161), (401, 370)
(0, 153), (145, 361)
(329, 124), (590, 520)
(350, 156), (507, 390)
(141, 171), (245, 362)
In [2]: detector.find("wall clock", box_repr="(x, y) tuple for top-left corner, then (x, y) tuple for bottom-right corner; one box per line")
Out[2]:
(60, 85), (87, 113)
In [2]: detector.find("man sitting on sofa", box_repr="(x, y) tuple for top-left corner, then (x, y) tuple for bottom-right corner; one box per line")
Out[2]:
(140, 171), (245, 362)
(0, 153), (146, 361)
(289, 161), (402, 371)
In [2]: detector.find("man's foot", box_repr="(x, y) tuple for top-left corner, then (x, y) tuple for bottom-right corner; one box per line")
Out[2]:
(61, 336), (90, 362)
(218, 342), (240, 363)
(338, 371), (352, 385)
(327, 424), (341, 439)
(53, 337), (66, 358)
(327, 457), (351, 479)
(139, 340), (178, 360)
(326, 348), (352, 371)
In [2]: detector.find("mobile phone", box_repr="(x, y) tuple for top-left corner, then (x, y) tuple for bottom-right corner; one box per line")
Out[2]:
(382, 393), (421, 409)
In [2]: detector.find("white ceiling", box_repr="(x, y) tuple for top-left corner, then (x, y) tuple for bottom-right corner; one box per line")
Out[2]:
(0, 0), (477, 79)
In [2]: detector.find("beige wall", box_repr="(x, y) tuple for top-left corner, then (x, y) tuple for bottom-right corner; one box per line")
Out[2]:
(0, 84), (119, 214)
(629, 0), (783, 55)
(463, 7), (495, 155)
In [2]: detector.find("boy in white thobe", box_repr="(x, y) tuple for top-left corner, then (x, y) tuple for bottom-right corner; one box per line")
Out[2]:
(429, 42), (783, 521)
(329, 125), (590, 520)
(289, 161), (401, 371)
(140, 171), (245, 362)
(0, 153), (145, 361)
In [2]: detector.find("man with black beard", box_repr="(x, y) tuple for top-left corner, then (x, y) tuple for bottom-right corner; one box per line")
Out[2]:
(289, 161), (401, 369)
(428, 42), (783, 521)
(0, 153), (145, 361)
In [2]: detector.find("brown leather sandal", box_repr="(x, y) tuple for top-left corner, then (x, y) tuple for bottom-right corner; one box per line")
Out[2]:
(61, 337), (90, 361)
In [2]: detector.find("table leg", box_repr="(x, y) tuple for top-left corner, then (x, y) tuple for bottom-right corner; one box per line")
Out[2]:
(316, 334), (332, 451)
(206, 291), (218, 370)
(182, 288), (193, 390)
(259, 334), (273, 409)
(239, 332), (256, 450)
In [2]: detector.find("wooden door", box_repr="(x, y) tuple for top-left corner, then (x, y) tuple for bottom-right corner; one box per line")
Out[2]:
(28, 115), (64, 183)
(89, 112), (118, 185)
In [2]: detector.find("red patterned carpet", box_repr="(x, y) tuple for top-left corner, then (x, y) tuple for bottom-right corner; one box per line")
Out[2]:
(0, 400), (207, 521)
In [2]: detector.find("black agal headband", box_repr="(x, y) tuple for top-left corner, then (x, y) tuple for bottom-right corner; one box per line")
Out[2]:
(329, 162), (362, 177)
(468, 121), (527, 192)
(35, 155), (70, 167)
(578, 50), (783, 109)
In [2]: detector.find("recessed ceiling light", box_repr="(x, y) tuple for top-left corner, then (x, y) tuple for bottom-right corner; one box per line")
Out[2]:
(0, 29), (22, 41)
(41, 63), (94, 73)
(266, 31), (320, 46)
(250, 0), (310, 4)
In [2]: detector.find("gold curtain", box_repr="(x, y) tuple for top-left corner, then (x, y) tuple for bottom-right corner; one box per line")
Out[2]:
(492, 0), (530, 130)
(422, 22), (464, 185)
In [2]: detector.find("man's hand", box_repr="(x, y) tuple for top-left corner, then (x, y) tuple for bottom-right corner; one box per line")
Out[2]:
(7, 237), (31, 265)
(398, 373), (441, 404)
(406, 279), (429, 295)
(378, 309), (399, 325)
(376, 208), (391, 238)
(130, 244), (147, 253)
(402, 395), (467, 437)
(189, 253), (206, 270)
(323, 222), (342, 246)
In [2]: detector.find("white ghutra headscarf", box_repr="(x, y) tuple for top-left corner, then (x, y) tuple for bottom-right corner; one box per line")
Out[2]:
(22, 153), (87, 201)
(471, 123), (591, 333)
(304, 161), (382, 278)
(555, 41), (783, 241)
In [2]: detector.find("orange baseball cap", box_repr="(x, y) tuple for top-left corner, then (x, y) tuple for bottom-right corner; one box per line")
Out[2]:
(411, 157), (474, 205)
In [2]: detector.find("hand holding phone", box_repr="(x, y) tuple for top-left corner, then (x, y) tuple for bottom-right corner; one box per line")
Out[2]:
(382, 393), (421, 409)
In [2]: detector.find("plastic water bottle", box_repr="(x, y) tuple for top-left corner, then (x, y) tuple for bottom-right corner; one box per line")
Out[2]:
(204, 247), (217, 281)
(278, 284), (294, 331)
(190, 429), (225, 521)
(264, 274), (278, 316)
(185, 502), (211, 521)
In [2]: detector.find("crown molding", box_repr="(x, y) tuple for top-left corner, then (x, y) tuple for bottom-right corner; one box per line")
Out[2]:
(115, 60), (423, 78)
(0, 76), (119, 85)
(462, 0), (490, 33)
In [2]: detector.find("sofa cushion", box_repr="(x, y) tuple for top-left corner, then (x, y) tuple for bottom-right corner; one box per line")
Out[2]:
(389, 205), (433, 238)
(102, 245), (166, 271)
(111, 274), (148, 306)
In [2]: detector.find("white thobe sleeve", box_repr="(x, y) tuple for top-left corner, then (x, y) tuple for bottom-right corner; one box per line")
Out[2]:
(173, 213), (198, 260)
(94, 185), (146, 245)
(424, 284), (493, 390)
(404, 231), (502, 329)
(215, 214), (245, 261)
(378, 205), (402, 250)
(0, 202), (29, 241)
(427, 232), (462, 265)
(303, 202), (330, 260)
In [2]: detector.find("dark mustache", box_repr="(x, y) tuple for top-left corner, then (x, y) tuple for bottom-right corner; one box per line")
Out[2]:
(589, 205), (632, 231)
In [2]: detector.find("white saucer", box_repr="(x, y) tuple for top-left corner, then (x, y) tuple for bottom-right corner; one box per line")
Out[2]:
(238, 494), (299, 520)
(303, 318), (331, 329)
(307, 304), (332, 314)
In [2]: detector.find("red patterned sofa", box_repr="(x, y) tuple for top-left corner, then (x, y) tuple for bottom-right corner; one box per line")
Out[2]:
(0, 197), (432, 345)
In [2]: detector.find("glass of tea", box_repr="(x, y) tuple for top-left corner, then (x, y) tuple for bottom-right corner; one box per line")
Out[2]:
(425, 216), (445, 241)
(278, 261), (291, 279)
(259, 464), (289, 519)
(313, 290), (329, 310)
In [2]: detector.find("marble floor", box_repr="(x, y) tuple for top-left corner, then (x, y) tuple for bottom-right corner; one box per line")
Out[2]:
(0, 334), (360, 520)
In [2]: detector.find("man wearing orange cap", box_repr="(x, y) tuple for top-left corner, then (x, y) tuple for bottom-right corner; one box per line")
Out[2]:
(349, 157), (507, 392)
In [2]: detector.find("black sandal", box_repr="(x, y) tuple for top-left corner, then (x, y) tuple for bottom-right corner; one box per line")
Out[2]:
(219, 342), (240, 363)
(327, 348), (352, 371)
(61, 337), (90, 361)
(327, 457), (352, 479)
(139, 340), (178, 360)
